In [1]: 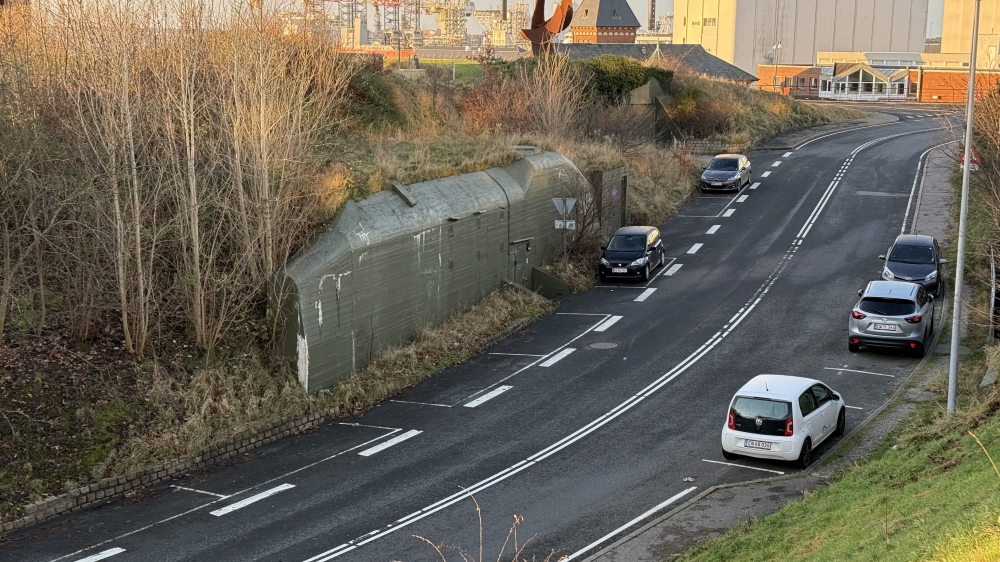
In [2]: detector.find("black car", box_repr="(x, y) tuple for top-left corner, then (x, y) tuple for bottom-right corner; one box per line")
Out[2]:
(879, 234), (947, 296)
(599, 226), (665, 282)
(701, 154), (752, 192)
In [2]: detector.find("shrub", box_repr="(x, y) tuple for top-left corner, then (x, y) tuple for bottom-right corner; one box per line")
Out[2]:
(581, 54), (650, 105)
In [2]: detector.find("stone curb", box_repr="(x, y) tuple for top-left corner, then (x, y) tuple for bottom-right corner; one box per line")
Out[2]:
(1, 313), (542, 536)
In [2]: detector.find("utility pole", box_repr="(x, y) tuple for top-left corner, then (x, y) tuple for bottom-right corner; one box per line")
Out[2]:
(948, 0), (982, 414)
(771, 0), (781, 93)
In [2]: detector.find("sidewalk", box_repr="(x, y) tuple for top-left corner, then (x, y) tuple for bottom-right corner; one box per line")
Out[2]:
(585, 147), (955, 562)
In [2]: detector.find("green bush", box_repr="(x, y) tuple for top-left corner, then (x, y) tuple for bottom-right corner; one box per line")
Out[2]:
(344, 66), (405, 128)
(580, 55), (650, 105)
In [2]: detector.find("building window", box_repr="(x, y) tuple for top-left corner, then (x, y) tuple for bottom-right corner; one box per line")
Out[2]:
(797, 77), (805, 88)
(785, 77), (793, 87)
(810, 78), (818, 89)
(864, 83), (873, 93)
(909, 83), (917, 94)
(773, 76), (782, 86)
(703, 18), (716, 26)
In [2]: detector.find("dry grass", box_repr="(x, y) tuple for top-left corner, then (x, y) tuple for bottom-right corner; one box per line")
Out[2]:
(320, 287), (553, 417)
(626, 144), (698, 226)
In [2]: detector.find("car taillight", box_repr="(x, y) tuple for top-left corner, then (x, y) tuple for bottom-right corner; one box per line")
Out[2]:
(784, 418), (794, 436)
(728, 409), (736, 430)
(905, 314), (923, 324)
(852, 309), (867, 319)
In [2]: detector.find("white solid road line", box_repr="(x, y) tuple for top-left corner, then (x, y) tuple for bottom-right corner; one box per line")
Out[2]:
(563, 487), (697, 560)
(687, 243), (703, 254)
(824, 367), (894, 378)
(539, 348), (576, 367)
(737, 195), (748, 203)
(594, 315), (623, 332)
(750, 182), (761, 190)
(388, 400), (452, 408)
(357, 430), (422, 457)
(210, 484), (296, 516)
(783, 151), (793, 157)
(664, 263), (683, 276)
(846, 405), (864, 410)
(634, 288), (656, 302)
(170, 485), (229, 498)
(706, 225), (720, 234)
(761, 171), (771, 177)
(488, 352), (547, 357)
(723, 209), (735, 217)
(73, 549), (126, 562)
(701, 459), (785, 475)
(464, 386), (513, 408)
(772, 161), (782, 167)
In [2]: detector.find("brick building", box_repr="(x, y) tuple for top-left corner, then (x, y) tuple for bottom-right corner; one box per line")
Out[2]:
(568, 0), (641, 44)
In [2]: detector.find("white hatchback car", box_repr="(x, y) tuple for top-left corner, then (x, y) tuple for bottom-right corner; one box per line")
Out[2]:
(720, 375), (846, 469)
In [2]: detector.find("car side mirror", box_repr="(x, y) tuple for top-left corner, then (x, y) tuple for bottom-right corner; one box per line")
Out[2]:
(939, 258), (948, 264)
(858, 289), (864, 297)
(701, 165), (707, 170)
(831, 393), (841, 402)
(878, 255), (886, 260)
(929, 294), (935, 302)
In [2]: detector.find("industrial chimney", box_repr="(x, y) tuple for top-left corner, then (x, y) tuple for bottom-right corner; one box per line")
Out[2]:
(648, 0), (655, 32)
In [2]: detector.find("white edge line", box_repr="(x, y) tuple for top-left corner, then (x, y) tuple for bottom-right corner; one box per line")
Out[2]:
(357, 430), (422, 457)
(486, 352), (547, 357)
(845, 405), (864, 410)
(388, 400), (453, 408)
(594, 315), (623, 332)
(564, 487), (698, 560)
(701, 459), (785, 475)
(823, 367), (894, 378)
(71, 549), (126, 562)
(539, 348), (576, 367)
(463, 386), (513, 408)
(170, 485), (229, 499)
(634, 288), (656, 302)
(210, 483), (296, 516)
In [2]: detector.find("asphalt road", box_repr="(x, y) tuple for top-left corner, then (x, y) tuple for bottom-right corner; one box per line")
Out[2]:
(2, 106), (959, 562)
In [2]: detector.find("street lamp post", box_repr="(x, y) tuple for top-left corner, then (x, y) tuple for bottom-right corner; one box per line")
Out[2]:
(772, 41), (782, 92)
(948, 0), (982, 414)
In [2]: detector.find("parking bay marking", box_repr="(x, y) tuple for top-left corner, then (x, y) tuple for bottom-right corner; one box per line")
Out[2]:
(824, 367), (894, 378)
(594, 315), (623, 332)
(464, 386), (513, 408)
(634, 288), (656, 302)
(357, 430), (423, 457)
(211, 484), (296, 516)
(701, 459), (785, 475)
(539, 348), (576, 367)
(72, 549), (126, 562)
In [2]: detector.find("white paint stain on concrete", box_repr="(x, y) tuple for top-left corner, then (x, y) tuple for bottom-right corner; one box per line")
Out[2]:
(297, 333), (309, 388)
(314, 301), (323, 326)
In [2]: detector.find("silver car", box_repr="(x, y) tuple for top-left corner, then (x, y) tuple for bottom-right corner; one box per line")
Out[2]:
(700, 154), (752, 192)
(848, 280), (935, 357)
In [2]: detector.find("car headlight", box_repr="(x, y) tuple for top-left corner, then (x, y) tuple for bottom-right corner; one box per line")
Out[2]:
(629, 257), (648, 267)
(925, 270), (937, 281)
(882, 267), (895, 279)
(600, 258), (610, 266)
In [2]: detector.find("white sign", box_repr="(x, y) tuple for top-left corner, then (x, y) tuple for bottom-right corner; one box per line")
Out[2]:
(552, 197), (577, 216)
(555, 220), (578, 230)
(565, 220), (576, 230)
(968, 163), (979, 172)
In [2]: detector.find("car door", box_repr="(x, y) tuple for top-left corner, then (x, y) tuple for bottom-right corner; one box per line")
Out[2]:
(808, 384), (838, 444)
(797, 390), (821, 442)
(740, 157), (749, 183)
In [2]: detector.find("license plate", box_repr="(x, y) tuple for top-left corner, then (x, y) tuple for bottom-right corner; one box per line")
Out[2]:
(744, 439), (772, 450)
(711, 182), (723, 186)
(612, 268), (627, 273)
(874, 323), (896, 331)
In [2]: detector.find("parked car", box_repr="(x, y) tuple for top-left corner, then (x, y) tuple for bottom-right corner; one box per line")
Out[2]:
(721, 375), (845, 469)
(700, 154), (752, 192)
(599, 226), (664, 282)
(879, 234), (947, 297)
(849, 280), (934, 356)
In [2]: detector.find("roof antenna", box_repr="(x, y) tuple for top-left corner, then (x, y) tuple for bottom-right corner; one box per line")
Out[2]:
(764, 380), (769, 392)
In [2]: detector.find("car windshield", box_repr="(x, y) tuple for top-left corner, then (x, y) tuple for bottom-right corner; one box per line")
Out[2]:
(732, 397), (792, 420)
(858, 297), (916, 316)
(888, 244), (935, 264)
(607, 235), (645, 251)
(707, 158), (739, 171)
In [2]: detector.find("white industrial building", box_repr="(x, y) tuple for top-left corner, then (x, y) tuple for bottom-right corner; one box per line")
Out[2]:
(673, 0), (930, 75)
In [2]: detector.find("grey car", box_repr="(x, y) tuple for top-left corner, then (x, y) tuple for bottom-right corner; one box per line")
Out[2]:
(848, 280), (935, 357)
(879, 234), (947, 297)
(701, 154), (752, 191)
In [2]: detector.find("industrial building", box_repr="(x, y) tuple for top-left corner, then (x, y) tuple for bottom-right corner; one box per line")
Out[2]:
(941, 0), (1000, 68)
(673, 0), (929, 75)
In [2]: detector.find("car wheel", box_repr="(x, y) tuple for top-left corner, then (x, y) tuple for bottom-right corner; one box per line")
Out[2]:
(848, 340), (860, 353)
(659, 248), (665, 268)
(641, 264), (650, 282)
(599, 272), (607, 283)
(795, 438), (812, 469)
(834, 408), (846, 437)
(722, 448), (738, 460)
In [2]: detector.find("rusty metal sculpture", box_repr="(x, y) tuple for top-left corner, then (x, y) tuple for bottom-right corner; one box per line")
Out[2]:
(520, 0), (573, 56)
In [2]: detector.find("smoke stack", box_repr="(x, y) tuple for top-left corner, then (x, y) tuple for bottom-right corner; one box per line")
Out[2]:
(502, 0), (507, 20)
(648, 0), (655, 32)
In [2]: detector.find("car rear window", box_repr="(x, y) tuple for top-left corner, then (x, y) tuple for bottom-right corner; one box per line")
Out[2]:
(732, 397), (792, 420)
(607, 235), (645, 251)
(889, 244), (935, 264)
(707, 158), (739, 171)
(858, 297), (916, 316)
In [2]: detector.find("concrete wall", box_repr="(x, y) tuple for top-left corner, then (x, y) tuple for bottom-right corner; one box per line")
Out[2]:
(941, 0), (1000, 68)
(674, 0), (929, 75)
(276, 151), (600, 392)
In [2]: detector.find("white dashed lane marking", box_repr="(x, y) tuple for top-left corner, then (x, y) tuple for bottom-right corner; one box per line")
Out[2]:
(783, 151), (793, 157)
(634, 288), (656, 302)
(772, 161), (782, 167)
(687, 243), (703, 254)
(761, 171), (772, 177)
(737, 195), (748, 203)
(749, 182), (760, 190)
(210, 484), (296, 515)
(723, 209), (735, 217)
(664, 263), (683, 276)
(706, 225), (720, 234)
(539, 348), (576, 367)
(464, 386), (512, 408)
(73, 549), (126, 562)
(594, 315), (623, 332)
